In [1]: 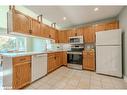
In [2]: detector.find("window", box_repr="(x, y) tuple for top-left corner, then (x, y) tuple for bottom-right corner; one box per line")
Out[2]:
(16, 36), (27, 51)
(0, 35), (27, 52)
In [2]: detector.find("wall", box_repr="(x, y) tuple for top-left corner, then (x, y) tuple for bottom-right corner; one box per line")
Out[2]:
(119, 7), (127, 78)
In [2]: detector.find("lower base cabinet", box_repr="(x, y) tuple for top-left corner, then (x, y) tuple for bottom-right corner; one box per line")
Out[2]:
(13, 56), (31, 89)
(47, 51), (67, 73)
(83, 50), (95, 71)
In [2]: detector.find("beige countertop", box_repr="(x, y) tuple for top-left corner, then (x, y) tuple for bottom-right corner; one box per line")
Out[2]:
(0, 50), (67, 57)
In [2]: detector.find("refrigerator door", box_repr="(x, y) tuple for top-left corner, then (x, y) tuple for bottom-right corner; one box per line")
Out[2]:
(96, 29), (121, 45)
(96, 46), (122, 77)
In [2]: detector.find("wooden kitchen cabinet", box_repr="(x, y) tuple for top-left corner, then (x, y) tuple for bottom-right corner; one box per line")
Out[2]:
(49, 28), (56, 40)
(83, 26), (95, 43)
(47, 52), (67, 73)
(40, 24), (50, 38)
(67, 29), (76, 37)
(31, 18), (41, 36)
(47, 53), (56, 73)
(55, 52), (62, 68)
(105, 21), (119, 30)
(12, 9), (31, 35)
(58, 31), (67, 43)
(62, 51), (67, 66)
(13, 56), (31, 89)
(75, 27), (83, 36)
(94, 23), (106, 32)
(83, 50), (95, 71)
(94, 20), (119, 32)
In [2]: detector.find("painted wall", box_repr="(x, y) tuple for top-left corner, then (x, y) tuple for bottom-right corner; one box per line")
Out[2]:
(119, 7), (127, 77)
(0, 6), (8, 29)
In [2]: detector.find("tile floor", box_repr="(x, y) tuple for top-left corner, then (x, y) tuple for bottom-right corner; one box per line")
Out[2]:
(25, 66), (127, 90)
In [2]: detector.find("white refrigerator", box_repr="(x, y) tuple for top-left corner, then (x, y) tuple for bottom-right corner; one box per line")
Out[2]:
(96, 29), (122, 77)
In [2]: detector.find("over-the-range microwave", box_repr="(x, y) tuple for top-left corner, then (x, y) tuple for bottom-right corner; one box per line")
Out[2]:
(69, 36), (84, 44)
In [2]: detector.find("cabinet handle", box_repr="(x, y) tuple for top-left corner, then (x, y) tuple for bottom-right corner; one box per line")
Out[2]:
(20, 58), (26, 61)
(29, 30), (32, 34)
(14, 61), (31, 66)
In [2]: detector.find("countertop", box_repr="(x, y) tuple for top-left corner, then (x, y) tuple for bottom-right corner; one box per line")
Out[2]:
(0, 50), (66, 57)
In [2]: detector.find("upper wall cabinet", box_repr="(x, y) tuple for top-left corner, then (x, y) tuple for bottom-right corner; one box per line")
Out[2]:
(83, 26), (95, 43)
(31, 18), (41, 36)
(40, 24), (57, 41)
(94, 20), (119, 32)
(10, 9), (31, 35)
(49, 28), (56, 40)
(58, 31), (67, 43)
(40, 24), (50, 38)
(75, 27), (83, 36)
(67, 29), (76, 37)
(105, 21), (119, 30)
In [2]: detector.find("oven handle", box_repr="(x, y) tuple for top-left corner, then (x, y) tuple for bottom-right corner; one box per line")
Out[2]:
(67, 52), (82, 55)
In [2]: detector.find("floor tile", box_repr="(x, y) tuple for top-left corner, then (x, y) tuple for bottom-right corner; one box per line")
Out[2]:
(22, 66), (127, 90)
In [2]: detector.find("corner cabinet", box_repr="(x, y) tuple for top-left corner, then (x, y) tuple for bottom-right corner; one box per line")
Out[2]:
(10, 9), (31, 35)
(47, 52), (67, 73)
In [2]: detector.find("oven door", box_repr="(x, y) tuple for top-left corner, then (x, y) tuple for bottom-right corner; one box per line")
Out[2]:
(67, 54), (82, 64)
(67, 53), (83, 70)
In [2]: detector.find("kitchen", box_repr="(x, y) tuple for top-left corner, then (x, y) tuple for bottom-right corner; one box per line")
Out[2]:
(0, 5), (127, 89)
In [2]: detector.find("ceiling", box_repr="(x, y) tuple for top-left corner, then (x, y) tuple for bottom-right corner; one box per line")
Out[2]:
(25, 6), (124, 29)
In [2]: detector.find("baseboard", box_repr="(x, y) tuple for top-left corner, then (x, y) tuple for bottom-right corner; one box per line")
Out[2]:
(124, 76), (127, 83)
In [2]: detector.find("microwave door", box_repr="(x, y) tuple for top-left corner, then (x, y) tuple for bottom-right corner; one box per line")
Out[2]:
(75, 38), (80, 43)
(70, 38), (74, 43)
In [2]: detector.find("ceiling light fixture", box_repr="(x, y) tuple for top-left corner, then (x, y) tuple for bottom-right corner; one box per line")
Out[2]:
(94, 7), (99, 11)
(63, 17), (66, 20)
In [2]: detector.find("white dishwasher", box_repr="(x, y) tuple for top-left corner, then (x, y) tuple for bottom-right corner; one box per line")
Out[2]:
(32, 54), (47, 82)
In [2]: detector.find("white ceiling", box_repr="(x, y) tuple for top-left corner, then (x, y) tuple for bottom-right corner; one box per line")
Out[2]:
(26, 6), (124, 29)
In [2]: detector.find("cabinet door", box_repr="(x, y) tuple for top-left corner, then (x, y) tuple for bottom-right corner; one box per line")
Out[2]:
(84, 26), (95, 43)
(83, 51), (88, 69)
(55, 30), (59, 43)
(75, 27), (83, 36)
(83, 51), (95, 71)
(56, 52), (62, 68)
(31, 19), (41, 36)
(13, 62), (31, 89)
(49, 28), (55, 39)
(105, 21), (119, 30)
(48, 56), (55, 73)
(87, 52), (95, 71)
(58, 31), (67, 43)
(13, 10), (31, 35)
(94, 23), (106, 32)
(62, 52), (67, 66)
(40, 24), (50, 38)
(67, 29), (76, 37)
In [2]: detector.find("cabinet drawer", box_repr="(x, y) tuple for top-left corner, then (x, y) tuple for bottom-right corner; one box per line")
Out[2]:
(13, 56), (31, 64)
(48, 53), (55, 57)
(88, 52), (94, 56)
